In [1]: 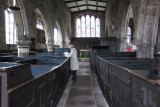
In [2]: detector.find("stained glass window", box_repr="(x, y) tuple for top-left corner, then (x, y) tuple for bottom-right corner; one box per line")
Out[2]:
(76, 15), (100, 37)
(86, 15), (90, 37)
(91, 16), (95, 37)
(96, 18), (100, 37)
(5, 9), (17, 44)
(81, 16), (86, 37)
(76, 18), (81, 37)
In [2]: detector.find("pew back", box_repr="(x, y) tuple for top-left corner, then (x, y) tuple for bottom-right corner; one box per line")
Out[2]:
(96, 56), (160, 107)
(8, 58), (70, 107)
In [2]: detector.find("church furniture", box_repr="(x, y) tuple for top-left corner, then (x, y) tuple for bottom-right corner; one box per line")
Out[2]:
(96, 56), (160, 107)
(0, 57), (70, 107)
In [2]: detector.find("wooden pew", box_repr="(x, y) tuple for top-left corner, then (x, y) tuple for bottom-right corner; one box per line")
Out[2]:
(96, 56), (160, 107)
(0, 58), (70, 107)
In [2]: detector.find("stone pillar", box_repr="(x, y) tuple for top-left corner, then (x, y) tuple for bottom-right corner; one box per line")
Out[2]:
(46, 43), (54, 52)
(16, 40), (31, 57)
(60, 41), (66, 48)
(120, 38), (127, 52)
(156, 21), (160, 52)
(134, 0), (159, 58)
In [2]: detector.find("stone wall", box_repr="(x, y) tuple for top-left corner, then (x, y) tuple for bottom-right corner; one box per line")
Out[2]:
(71, 10), (105, 38)
(105, 0), (159, 58)
(0, 0), (71, 50)
(0, 0), (9, 49)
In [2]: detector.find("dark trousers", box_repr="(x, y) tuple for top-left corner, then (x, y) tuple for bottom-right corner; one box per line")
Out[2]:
(71, 70), (76, 80)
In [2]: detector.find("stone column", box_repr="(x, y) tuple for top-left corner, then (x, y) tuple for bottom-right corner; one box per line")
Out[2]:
(156, 21), (160, 52)
(120, 38), (127, 52)
(134, 0), (159, 58)
(60, 41), (66, 48)
(46, 43), (54, 52)
(16, 40), (31, 57)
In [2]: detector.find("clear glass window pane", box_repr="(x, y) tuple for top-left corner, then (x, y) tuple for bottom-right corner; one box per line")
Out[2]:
(14, 27), (17, 44)
(76, 18), (81, 37)
(10, 23), (14, 33)
(91, 16), (95, 37)
(5, 9), (17, 44)
(6, 33), (10, 44)
(36, 20), (43, 30)
(81, 16), (85, 37)
(127, 27), (131, 35)
(96, 18), (100, 37)
(10, 33), (14, 44)
(5, 10), (9, 22)
(10, 13), (14, 23)
(86, 15), (90, 37)
(54, 28), (58, 44)
(5, 21), (9, 33)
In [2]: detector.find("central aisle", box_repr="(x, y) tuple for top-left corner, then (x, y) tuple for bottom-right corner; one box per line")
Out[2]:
(57, 61), (109, 107)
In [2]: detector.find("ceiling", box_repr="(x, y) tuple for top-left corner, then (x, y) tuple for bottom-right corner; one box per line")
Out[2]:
(64, 0), (108, 13)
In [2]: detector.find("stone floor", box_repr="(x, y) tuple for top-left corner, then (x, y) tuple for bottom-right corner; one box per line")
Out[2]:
(57, 61), (109, 107)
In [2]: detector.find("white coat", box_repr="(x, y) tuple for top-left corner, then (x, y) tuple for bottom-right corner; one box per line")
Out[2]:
(66, 48), (79, 71)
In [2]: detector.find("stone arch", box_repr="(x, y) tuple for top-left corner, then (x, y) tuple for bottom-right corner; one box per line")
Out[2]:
(17, 0), (29, 39)
(34, 8), (47, 49)
(35, 2), (54, 46)
(118, 1), (131, 51)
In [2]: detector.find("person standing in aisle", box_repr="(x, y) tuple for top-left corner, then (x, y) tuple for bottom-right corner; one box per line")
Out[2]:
(65, 44), (79, 81)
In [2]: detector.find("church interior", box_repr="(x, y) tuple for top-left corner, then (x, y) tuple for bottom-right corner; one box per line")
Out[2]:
(0, 0), (160, 107)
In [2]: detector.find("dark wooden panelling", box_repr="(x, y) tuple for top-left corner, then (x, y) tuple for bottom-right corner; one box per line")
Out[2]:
(96, 56), (160, 107)
(71, 37), (101, 56)
(0, 76), (2, 106)
(8, 58), (70, 107)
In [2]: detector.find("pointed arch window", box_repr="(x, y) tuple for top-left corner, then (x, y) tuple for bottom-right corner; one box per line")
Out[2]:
(5, 9), (17, 44)
(76, 15), (100, 37)
(96, 18), (100, 37)
(54, 28), (58, 45)
(127, 27), (131, 44)
(76, 18), (81, 37)
(86, 15), (90, 37)
(91, 16), (95, 37)
(81, 16), (86, 37)
(36, 20), (43, 30)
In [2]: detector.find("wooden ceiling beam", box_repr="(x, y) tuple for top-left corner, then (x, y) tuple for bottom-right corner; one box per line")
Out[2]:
(96, 0), (98, 11)
(75, 0), (80, 11)
(69, 4), (106, 9)
(86, 0), (88, 9)
(65, 0), (108, 4)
